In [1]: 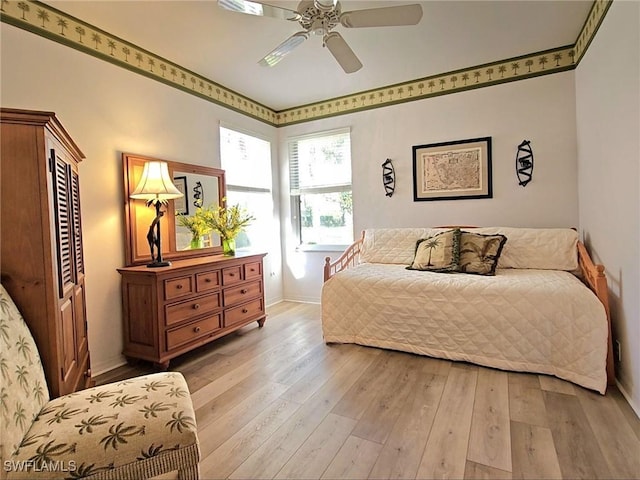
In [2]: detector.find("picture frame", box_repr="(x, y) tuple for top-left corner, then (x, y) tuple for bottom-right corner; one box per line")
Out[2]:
(412, 137), (492, 201)
(173, 176), (189, 215)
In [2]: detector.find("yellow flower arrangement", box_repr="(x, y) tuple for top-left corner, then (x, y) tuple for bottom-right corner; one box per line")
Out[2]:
(177, 201), (254, 254)
(176, 208), (212, 247)
(202, 201), (254, 254)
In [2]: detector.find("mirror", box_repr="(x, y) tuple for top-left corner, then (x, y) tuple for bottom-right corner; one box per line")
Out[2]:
(173, 171), (221, 251)
(123, 153), (226, 266)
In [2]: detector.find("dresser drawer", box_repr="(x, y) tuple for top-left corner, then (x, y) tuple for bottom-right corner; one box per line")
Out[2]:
(165, 292), (221, 326)
(244, 261), (262, 279)
(164, 276), (194, 300)
(224, 298), (264, 328)
(166, 314), (222, 350)
(196, 270), (220, 292)
(223, 280), (263, 307)
(222, 265), (243, 285)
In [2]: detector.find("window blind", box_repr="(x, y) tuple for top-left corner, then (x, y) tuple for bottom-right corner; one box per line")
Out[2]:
(289, 127), (351, 195)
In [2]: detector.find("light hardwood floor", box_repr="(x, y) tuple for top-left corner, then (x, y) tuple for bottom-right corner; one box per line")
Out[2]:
(97, 302), (640, 480)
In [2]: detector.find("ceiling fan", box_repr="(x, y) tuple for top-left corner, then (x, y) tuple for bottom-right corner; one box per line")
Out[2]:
(218, 0), (423, 73)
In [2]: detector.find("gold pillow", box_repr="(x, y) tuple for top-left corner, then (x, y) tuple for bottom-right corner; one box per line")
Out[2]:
(407, 229), (460, 272)
(458, 231), (507, 275)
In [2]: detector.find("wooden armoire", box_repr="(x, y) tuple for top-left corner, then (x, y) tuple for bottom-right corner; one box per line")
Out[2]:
(1, 108), (92, 397)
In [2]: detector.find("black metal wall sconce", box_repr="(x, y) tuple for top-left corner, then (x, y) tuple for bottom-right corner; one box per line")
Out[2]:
(382, 158), (395, 197)
(516, 140), (534, 187)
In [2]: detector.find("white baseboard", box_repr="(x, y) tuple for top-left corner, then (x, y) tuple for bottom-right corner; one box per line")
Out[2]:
(282, 296), (321, 304)
(91, 355), (127, 377)
(616, 379), (640, 418)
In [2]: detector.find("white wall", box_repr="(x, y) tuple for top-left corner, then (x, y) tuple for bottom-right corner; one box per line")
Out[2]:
(280, 72), (580, 302)
(575, 1), (640, 412)
(1, 25), (282, 375)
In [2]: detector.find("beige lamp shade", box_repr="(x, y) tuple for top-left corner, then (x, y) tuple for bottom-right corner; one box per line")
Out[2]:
(130, 161), (183, 201)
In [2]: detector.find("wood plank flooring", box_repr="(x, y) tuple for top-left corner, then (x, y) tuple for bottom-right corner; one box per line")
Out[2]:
(96, 302), (640, 480)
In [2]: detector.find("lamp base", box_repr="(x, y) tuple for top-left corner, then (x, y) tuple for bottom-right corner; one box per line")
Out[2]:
(147, 260), (172, 268)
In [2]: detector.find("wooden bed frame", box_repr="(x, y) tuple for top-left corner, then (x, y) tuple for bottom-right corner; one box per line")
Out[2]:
(324, 231), (615, 386)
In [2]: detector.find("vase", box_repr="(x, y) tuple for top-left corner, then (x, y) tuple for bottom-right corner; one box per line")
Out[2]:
(222, 237), (236, 256)
(190, 235), (204, 250)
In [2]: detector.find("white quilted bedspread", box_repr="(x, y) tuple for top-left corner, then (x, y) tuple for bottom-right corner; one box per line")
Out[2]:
(321, 264), (608, 393)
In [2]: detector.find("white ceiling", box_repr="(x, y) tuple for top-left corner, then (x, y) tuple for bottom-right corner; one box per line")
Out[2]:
(47, 0), (592, 111)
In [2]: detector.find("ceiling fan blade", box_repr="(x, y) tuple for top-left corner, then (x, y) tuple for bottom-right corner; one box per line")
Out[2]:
(259, 32), (308, 67)
(340, 4), (423, 28)
(218, 0), (300, 21)
(324, 32), (362, 74)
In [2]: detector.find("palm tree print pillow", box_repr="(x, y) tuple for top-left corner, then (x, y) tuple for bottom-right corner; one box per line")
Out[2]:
(407, 229), (460, 272)
(458, 231), (507, 275)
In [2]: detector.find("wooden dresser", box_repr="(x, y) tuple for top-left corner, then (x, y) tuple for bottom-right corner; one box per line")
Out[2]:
(117, 253), (266, 369)
(1, 108), (92, 397)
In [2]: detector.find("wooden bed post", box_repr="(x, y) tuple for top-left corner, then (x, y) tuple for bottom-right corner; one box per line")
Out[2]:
(323, 257), (332, 283)
(577, 241), (615, 386)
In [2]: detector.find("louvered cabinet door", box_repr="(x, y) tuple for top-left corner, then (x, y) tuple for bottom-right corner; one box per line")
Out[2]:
(51, 151), (75, 298)
(70, 168), (85, 278)
(50, 146), (90, 393)
(70, 166), (90, 385)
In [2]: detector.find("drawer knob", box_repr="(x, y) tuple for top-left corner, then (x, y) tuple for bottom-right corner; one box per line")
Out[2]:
(193, 303), (200, 310)
(194, 326), (201, 333)
(241, 289), (248, 294)
(242, 308), (248, 313)
(229, 272), (235, 277)
(176, 284), (183, 290)
(205, 278), (212, 283)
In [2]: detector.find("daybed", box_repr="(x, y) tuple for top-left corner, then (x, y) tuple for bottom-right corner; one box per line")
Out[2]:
(322, 227), (614, 394)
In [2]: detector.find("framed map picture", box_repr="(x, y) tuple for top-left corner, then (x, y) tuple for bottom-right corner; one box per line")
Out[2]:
(412, 137), (492, 201)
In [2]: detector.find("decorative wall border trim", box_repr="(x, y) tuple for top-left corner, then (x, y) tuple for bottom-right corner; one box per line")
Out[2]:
(275, 0), (612, 126)
(0, 0), (278, 126)
(574, 0), (612, 64)
(1, 0), (612, 128)
(276, 45), (576, 126)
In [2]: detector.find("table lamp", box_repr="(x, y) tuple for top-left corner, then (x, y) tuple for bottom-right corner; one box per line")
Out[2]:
(130, 161), (183, 267)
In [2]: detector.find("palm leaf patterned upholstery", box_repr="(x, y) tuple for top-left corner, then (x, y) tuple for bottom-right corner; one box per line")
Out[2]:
(0, 285), (200, 479)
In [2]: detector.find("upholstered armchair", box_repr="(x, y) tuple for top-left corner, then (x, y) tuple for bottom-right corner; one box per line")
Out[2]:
(0, 285), (200, 479)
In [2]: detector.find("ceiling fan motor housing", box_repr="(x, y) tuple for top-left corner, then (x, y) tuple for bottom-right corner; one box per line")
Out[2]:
(298, 0), (341, 35)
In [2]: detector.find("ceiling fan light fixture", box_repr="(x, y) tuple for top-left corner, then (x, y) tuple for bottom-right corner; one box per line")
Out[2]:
(310, 18), (326, 36)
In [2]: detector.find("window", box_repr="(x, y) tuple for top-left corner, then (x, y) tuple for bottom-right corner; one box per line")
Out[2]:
(289, 128), (353, 247)
(220, 125), (273, 252)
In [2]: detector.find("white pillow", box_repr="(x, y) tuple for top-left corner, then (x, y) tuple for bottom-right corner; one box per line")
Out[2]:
(470, 227), (578, 270)
(360, 228), (435, 264)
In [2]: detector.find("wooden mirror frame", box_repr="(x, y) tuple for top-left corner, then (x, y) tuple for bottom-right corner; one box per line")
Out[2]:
(123, 153), (226, 266)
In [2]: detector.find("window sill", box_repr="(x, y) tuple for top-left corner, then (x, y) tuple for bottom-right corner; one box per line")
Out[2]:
(296, 244), (347, 253)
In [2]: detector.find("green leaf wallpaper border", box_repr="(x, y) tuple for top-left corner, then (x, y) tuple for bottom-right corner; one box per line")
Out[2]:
(0, 0), (278, 125)
(276, 45), (577, 126)
(1, 0), (612, 128)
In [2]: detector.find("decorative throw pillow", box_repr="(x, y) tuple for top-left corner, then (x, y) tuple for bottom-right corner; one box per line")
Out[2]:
(407, 229), (460, 272)
(458, 231), (507, 275)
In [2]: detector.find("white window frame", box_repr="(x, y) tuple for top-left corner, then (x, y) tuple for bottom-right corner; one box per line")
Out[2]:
(219, 123), (273, 252)
(288, 127), (353, 251)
